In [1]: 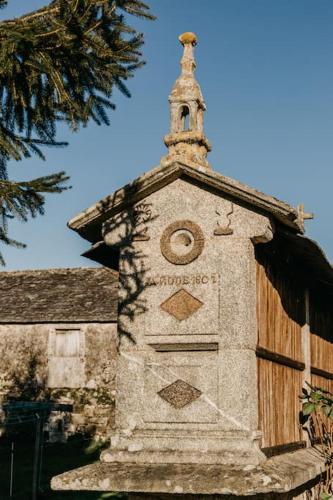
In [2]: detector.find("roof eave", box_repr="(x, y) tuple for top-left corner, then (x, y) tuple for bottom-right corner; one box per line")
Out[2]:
(68, 162), (302, 243)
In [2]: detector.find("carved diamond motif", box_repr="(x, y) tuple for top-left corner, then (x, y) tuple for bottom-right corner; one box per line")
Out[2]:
(157, 379), (202, 409)
(160, 288), (203, 321)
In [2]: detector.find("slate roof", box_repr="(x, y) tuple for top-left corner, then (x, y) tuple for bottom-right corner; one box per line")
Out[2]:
(0, 267), (118, 323)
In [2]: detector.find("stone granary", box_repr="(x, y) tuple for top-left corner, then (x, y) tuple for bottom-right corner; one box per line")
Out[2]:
(9, 31), (333, 497)
(0, 267), (118, 439)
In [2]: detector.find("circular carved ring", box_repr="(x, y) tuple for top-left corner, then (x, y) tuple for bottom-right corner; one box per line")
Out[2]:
(160, 220), (204, 265)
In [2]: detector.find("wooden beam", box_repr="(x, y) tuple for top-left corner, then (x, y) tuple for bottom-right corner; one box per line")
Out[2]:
(256, 346), (305, 371)
(311, 366), (333, 381)
(262, 441), (306, 458)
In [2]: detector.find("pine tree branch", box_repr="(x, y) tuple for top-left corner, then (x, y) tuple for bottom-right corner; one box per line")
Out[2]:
(0, 0), (155, 151)
(2, 5), (59, 25)
(0, 173), (70, 220)
(0, 172), (70, 263)
(0, 0), (154, 263)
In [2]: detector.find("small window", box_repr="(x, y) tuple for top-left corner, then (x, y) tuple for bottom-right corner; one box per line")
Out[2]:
(180, 106), (190, 131)
(54, 330), (80, 357)
(48, 329), (85, 388)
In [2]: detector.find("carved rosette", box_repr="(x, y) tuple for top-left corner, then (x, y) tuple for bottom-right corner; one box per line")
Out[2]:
(160, 220), (204, 265)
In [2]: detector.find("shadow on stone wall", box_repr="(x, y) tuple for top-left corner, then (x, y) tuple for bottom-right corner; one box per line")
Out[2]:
(99, 194), (158, 347)
(1, 350), (52, 441)
(8, 352), (48, 403)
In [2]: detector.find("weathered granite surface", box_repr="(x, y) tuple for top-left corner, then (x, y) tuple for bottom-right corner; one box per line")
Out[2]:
(99, 175), (273, 467)
(51, 447), (325, 496)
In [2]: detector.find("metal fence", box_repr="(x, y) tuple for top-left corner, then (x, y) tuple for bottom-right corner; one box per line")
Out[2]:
(0, 401), (72, 499)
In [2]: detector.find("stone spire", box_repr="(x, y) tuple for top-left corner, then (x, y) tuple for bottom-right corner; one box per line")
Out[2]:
(161, 32), (212, 169)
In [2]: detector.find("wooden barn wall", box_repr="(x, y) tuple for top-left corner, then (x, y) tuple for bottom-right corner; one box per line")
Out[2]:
(256, 248), (305, 451)
(310, 293), (333, 376)
(258, 357), (303, 448)
(256, 250), (305, 360)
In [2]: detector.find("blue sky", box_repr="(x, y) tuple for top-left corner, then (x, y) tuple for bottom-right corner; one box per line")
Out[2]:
(2, 0), (333, 269)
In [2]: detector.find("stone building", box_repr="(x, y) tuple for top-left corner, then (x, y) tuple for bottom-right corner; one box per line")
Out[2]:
(2, 31), (333, 498)
(0, 267), (118, 439)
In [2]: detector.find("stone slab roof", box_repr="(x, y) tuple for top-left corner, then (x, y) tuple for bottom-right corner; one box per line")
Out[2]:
(0, 267), (118, 323)
(68, 161), (303, 243)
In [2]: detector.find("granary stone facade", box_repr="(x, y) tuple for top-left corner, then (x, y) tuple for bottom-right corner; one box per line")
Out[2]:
(51, 33), (333, 498)
(0, 268), (118, 440)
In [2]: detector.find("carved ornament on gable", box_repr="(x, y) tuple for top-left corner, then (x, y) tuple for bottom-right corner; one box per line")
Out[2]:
(132, 202), (153, 241)
(214, 202), (234, 236)
(160, 220), (204, 265)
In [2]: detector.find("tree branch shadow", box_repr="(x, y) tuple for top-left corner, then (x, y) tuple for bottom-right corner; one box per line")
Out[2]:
(97, 194), (158, 348)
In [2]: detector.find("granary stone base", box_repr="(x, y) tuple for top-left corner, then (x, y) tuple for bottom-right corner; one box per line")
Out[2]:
(51, 447), (325, 498)
(102, 429), (264, 466)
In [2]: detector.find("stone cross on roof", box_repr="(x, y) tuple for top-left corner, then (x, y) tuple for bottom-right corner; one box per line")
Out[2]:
(161, 32), (212, 169)
(296, 203), (315, 232)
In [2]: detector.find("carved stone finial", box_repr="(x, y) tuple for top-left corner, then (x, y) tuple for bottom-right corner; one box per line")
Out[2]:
(178, 32), (197, 78)
(161, 32), (212, 170)
(179, 32), (197, 46)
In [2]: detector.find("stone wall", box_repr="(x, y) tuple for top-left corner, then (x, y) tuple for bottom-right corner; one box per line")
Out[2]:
(0, 322), (117, 440)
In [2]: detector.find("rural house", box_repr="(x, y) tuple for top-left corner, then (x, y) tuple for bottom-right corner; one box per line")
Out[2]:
(0, 267), (118, 439)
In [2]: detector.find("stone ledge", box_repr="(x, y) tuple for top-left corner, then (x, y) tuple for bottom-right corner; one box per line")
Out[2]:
(51, 447), (326, 496)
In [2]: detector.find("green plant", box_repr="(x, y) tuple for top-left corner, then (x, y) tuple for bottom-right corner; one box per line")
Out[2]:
(301, 383), (333, 498)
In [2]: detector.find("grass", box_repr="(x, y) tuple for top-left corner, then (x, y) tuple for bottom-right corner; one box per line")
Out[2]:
(0, 431), (126, 499)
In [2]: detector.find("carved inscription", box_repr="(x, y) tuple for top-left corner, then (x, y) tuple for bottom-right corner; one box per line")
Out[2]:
(160, 220), (204, 265)
(160, 289), (203, 321)
(158, 379), (202, 409)
(147, 273), (221, 287)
